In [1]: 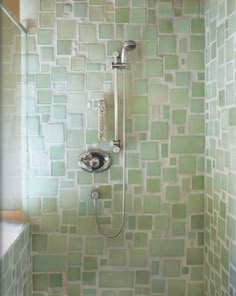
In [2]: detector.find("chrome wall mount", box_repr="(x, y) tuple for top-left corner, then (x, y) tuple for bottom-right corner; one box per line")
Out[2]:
(78, 151), (112, 173)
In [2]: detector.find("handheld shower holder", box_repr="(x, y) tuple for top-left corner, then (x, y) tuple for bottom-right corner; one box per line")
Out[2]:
(112, 139), (121, 153)
(112, 52), (126, 69)
(112, 40), (136, 69)
(112, 62), (126, 69)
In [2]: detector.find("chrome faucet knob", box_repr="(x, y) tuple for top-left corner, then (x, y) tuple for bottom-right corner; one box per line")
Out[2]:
(91, 189), (99, 200)
(112, 51), (120, 58)
(112, 51), (120, 64)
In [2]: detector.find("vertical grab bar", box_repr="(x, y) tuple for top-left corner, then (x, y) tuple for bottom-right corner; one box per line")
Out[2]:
(114, 67), (119, 143)
(112, 51), (121, 153)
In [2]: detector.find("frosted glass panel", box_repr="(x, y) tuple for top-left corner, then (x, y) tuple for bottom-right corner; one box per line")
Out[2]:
(0, 7), (27, 210)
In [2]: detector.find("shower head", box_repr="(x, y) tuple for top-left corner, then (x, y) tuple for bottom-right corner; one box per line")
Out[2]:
(123, 40), (136, 51)
(120, 40), (136, 64)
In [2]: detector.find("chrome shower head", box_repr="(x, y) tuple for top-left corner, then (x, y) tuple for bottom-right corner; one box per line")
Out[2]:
(123, 40), (136, 51)
(120, 40), (136, 64)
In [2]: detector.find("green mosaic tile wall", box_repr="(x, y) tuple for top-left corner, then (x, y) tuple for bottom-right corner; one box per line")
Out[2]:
(27, 0), (205, 295)
(205, 0), (236, 295)
(0, 223), (32, 295)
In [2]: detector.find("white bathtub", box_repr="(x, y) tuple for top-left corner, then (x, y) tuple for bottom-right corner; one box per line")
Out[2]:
(0, 220), (25, 256)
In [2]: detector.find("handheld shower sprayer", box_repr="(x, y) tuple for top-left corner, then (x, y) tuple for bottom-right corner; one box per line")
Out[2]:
(112, 40), (137, 69)
(120, 40), (137, 64)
